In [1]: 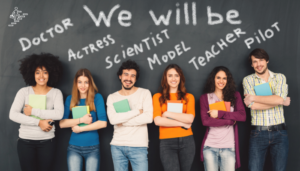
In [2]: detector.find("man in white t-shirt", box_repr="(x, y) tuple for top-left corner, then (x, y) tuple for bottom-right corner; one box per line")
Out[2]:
(106, 60), (153, 171)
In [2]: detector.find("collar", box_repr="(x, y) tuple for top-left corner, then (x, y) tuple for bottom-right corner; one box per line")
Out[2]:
(254, 70), (274, 80)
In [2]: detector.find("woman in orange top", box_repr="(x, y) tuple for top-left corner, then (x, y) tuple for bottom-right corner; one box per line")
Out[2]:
(153, 64), (195, 171)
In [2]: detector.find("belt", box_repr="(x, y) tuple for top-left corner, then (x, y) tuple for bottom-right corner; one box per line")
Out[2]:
(251, 123), (286, 131)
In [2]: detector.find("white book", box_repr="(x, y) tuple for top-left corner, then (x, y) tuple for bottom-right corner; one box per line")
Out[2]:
(167, 103), (183, 113)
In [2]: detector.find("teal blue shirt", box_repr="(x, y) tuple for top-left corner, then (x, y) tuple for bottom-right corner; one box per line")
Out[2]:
(63, 93), (107, 146)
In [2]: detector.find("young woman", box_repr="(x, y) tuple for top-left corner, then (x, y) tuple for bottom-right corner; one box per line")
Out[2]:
(9, 53), (64, 171)
(59, 68), (107, 171)
(200, 66), (246, 171)
(153, 64), (195, 171)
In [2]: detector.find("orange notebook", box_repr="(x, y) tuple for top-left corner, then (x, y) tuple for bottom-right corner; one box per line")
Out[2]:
(209, 101), (227, 111)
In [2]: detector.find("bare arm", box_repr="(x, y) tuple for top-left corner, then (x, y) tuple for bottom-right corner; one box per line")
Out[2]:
(154, 116), (191, 128)
(79, 121), (107, 132)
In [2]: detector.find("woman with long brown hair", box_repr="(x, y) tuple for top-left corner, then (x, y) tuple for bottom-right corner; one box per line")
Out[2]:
(153, 64), (195, 171)
(200, 66), (246, 171)
(59, 68), (107, 171)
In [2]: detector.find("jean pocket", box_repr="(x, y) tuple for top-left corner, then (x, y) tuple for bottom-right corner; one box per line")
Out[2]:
(278, 130), (288, 136)
(250, 130), (259, 138)
(203, 146), (211, 151)
(229, 147), (235, 152)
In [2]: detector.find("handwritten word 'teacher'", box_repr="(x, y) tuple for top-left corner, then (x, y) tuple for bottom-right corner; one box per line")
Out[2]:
(83, 3), (241, 27)
(19, 18), (73, 51)
(189, 28), (246, 70)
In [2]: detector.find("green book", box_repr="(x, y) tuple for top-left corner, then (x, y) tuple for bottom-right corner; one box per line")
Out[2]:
(72, 106), (90, 127)
(28, 94), (46, 120)
(113, 99), (130, 113)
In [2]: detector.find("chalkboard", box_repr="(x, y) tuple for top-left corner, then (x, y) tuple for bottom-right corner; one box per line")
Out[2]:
(1, 0), (300, 170)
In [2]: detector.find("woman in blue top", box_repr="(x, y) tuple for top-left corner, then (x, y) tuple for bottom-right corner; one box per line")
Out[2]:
(59, 68), (107, 171)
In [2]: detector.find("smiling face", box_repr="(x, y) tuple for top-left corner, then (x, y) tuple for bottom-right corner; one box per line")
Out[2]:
(251, 55), (269, 75)
(119, 69), (137, 90)
(166, 68), (180, 90)
(35, 66), (49, 86)
(77, 76), (89, 96)
(214, 71), (227, 91)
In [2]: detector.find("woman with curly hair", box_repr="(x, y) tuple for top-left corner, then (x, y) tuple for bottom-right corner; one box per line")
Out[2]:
(9, 53), (64, 171)
(200, 66), (246, 171)
(59, 68), (107, 171)
(153, 64), (195, 171)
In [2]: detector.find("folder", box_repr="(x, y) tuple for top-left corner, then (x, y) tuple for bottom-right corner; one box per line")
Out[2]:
(113, 99), (131, 113)
(254, 82), (272, 96)
(209, 101), (227, 111)
(72, 106), (90, 127)
(28, 94), (46, 120)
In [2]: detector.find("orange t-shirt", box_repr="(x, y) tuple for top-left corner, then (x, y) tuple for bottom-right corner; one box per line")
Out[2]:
(153, 93), (195, 139)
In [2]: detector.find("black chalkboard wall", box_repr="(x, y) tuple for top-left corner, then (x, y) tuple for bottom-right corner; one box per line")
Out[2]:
(0, 0), (300, 170)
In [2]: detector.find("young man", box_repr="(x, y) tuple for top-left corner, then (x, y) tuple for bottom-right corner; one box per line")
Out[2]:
(243, 48), (290, 171)
(106, 60), (153, 171)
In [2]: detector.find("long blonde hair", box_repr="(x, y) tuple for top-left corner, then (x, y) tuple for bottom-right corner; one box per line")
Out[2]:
(70, 69), (98, 111)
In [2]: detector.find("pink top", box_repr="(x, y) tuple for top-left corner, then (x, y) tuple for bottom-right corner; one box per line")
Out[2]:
(204, 93), (235, 148)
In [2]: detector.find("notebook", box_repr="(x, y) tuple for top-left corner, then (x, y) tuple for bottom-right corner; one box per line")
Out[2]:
(209, 101), (227, 111)
(254, 82), (272, 96)
(113, 99), (131, 113)
(28, 94), (46, 120)
(72, 106), (90, 127)
(166, 100), (187, 130)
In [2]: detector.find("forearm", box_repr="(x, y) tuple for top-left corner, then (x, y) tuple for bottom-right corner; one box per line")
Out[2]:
(32, 109), (64, 120)
(107, 109), (140, 125)
(165, 112), (194, 124)
(253, 95), (284, 106)
(59, 118), (80, 128)
(9, 111), (40, 126)
(81, 121), (107, 132)
(154, 116), (185, 127)
(251, 102), (278, 110)
(122, 112), (153, 126)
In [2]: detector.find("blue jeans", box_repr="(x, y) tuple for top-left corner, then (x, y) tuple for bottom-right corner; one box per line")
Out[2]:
(67, 144), (100, 171)
(248, 130), (289, 171)
(111, 145), (148, 171)
(203, 146), (235, 171)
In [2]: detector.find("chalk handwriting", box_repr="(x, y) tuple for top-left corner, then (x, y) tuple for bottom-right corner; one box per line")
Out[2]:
(83, 4), (132, 27)
(189, 28), (246, 69)
(68, 34), (115, 61)
(19, 18), (73, 51)
(244, 22), (280, 49)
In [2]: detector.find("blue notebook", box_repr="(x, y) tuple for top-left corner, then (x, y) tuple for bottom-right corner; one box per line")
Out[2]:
(254, 82), (272, 96)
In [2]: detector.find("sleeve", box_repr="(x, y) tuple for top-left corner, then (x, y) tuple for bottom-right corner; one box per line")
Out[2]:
(243, 76), (256, 95)
(152, 93), (162, 119)
(31, 89), (64, 120)
(274, 74), (288, 99)
(9, 88), (40, 126)
(218, 92), (246, 122)
(62, 95), (72, 119)
(122, 90), (153, 126)
(200, 94), (234, 127)
(186, 94), (195, 116)
(95, 93), (107, 121)
(106, 94), (140, 125)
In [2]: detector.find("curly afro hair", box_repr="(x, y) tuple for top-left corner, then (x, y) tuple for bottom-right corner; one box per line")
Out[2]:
(117, 60), (140, 80)
(19, 53), (63, 87)
(204, 66), (236, 106)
